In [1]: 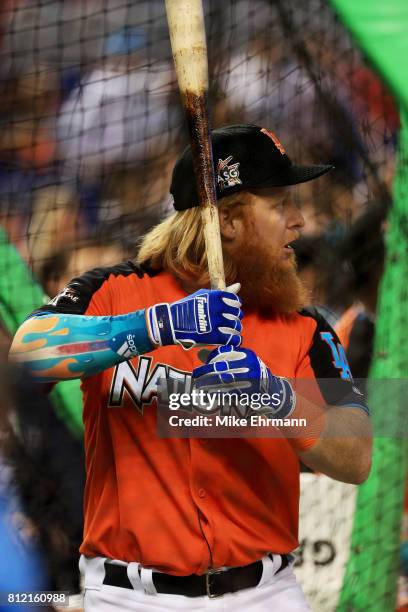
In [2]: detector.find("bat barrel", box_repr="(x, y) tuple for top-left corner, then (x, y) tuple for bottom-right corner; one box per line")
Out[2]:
(165, 0), (226, 290)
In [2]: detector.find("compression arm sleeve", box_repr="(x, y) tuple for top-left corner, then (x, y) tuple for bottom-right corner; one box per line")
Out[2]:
(9, 311), (154, 383)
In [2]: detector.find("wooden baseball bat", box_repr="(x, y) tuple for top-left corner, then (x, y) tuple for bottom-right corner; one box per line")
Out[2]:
(165, 0), (226, 290)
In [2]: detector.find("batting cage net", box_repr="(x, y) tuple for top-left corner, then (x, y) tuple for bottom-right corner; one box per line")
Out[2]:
(0, 1), (405, 610)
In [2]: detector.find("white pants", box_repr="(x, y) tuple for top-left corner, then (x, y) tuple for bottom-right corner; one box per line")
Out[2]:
(79, 555), (312, 611)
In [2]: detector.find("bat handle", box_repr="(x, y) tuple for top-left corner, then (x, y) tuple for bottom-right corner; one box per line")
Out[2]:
(202, 206), (226, 290)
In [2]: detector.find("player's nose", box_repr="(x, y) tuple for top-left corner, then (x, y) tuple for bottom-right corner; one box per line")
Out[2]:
(286, 200), (305, 231)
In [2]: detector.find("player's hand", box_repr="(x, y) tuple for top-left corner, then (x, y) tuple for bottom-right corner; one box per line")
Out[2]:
(192, 345), (296, 418)
(146, 284), (243, 349)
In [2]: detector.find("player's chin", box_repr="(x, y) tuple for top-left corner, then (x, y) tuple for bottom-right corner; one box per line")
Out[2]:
(280, 248), (297, 267)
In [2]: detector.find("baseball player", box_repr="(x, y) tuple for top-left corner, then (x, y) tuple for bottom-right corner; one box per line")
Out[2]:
(10, 124), (371, 611)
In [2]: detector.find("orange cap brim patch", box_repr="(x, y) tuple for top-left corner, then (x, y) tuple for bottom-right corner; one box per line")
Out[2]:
(261, 128), (286, 155)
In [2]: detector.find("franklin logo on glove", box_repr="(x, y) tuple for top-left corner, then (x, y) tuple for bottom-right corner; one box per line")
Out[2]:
(195, 295), (210, 333)
(146, 284), (242, 349)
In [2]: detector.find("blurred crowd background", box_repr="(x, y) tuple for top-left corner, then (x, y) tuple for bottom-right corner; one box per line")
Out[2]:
(0, 1), (402, 610)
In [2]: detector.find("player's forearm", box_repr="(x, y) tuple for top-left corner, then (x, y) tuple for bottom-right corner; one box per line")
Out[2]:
(9, 286), (243, 383)
(297, 407), (372, 484)
(9, 311), (153, 382)
(191, 346), (372, 485)
(276, 386), (372, 484)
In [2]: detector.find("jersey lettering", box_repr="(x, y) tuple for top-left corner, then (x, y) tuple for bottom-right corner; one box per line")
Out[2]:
(143, 363), (168, 405)
(108, 357), (191, 413)
(109, 357), (152, 411)
(320, 332), (352, 381)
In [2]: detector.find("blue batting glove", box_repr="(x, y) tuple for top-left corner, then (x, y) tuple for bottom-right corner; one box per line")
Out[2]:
(192, 345), (296, 418)
(146, 284), (243, 349)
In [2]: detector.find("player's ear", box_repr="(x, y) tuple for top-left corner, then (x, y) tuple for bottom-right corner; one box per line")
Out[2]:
(218, 198), (246, 241)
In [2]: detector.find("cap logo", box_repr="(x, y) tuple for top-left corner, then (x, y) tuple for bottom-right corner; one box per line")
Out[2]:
(261, 128), (286, 155)
(217, 156), (242, 190)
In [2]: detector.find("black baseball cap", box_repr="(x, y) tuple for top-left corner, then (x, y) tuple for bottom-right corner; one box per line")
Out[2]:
(171, 124), (334, 211)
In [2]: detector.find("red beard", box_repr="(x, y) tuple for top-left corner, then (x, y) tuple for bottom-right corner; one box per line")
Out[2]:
(224, 227), (308, 317)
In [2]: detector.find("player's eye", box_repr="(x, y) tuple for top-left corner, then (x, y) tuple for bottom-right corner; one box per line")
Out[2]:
(269, 191), (289, 210)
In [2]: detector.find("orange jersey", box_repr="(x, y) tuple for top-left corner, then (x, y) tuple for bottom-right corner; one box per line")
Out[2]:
(36, 263), (366, 575)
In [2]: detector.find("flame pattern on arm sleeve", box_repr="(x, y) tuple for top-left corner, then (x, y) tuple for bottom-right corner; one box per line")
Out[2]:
(10, 310), (153, 382)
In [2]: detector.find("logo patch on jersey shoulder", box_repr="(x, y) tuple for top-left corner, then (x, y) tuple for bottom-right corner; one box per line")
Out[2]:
(48, 286), (80, 306)
(320, 331), (352, 381)
(217, 156), (242, 190)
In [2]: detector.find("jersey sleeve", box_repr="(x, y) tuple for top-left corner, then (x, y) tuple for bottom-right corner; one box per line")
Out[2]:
(296, 309), (369, 415)
(29, 262), (141, 318)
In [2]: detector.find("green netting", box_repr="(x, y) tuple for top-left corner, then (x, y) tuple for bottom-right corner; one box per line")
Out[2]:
(337, 113), (408, 612)
(328, 1), (408, 112)
(0, 227), (83, 437)
(328, 1), (408, 609)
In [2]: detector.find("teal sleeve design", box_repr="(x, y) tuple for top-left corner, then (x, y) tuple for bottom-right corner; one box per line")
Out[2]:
(12, 310), (154, 383)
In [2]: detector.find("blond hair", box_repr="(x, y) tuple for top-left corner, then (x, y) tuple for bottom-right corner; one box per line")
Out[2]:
(137, 192), (248, 287)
